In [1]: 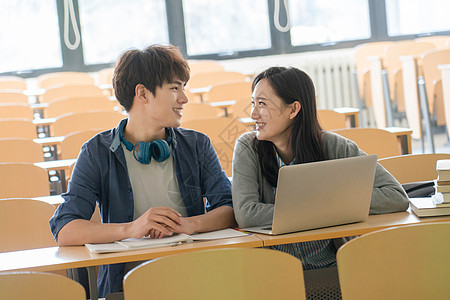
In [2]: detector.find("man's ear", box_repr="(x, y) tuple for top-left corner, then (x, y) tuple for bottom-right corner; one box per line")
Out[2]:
(289, 101), (301, 119)
(135, 84), (148, 103)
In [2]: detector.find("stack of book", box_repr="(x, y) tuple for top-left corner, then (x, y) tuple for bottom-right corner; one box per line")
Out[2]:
(409, 159), (450, 217)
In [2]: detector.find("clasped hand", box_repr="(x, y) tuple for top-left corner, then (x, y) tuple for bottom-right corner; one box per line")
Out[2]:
(128, 206), (195, 239)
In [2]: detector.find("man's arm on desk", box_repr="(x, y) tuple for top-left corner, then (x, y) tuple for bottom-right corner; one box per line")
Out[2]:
(56, 207), (182, 246)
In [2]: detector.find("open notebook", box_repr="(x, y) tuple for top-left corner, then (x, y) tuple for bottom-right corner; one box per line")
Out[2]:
(85, 228), (248, 253)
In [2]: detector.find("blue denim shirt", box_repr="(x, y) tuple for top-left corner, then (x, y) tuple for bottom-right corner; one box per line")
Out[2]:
(49, 119), (232, 297)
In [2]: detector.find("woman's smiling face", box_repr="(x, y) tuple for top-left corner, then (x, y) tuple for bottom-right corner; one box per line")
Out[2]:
(251, 78), (297, 144)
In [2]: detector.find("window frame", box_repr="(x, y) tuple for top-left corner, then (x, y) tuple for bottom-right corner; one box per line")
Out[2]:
(2, 0), (450, 78)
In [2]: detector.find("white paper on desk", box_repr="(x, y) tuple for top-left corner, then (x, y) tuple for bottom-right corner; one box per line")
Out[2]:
(117, 233), (192, 248)
(189, 228), (249, 240)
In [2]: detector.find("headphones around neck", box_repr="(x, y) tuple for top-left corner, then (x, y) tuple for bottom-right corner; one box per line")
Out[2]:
(119, 119), (172, 164)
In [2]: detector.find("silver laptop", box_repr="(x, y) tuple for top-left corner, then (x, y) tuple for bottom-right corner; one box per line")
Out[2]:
(243, 155), (377, 235)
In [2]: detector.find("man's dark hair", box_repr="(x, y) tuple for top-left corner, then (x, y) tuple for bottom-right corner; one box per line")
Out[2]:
(113, 44), (190, 111)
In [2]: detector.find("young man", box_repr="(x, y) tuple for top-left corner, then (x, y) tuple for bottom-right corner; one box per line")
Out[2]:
(49, 45), (235, 297)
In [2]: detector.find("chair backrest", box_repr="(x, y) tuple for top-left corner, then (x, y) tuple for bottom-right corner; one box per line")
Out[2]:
(188, 60), (225, 76)
(354, 41), (393, 104)
(59, 129), (103, 159)
(182, 118), (249, 144)
(52, 111), (124, 137)
(0, 76), (27, 90)
(377, 153), (450, 184)
(317, 109), (347, 130)
(205, 81), (252, 102)
(0, 272), (85, 300)
(97, 67), (114, 85)
(123, 248), (306, 300)
(415, 35), (450, 49)
(421, 48), (450, 123)
(45, 96), (118, 118)
(337, 222), (450, 300)
(0, 91), (29, 104)
(0, 119), (37, 139)
(0, 103), (34, 120)
(212, 141), (234, 177)
(384, 41), (435, 105)
(180, 103), (221, 123)
(0, 163), (50, 198)
(0, 199), (57, 252)
(41, 84), (105, 103)
(230, 96), (253, 119)
(37, 72), (95, 89)
(0, 138), (43, 163)
(187, 71), (247, 89)
(332, 128), (401, 158)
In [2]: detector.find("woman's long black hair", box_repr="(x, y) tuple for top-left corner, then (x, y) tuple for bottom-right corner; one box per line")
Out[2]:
(252, 67), (326, 187)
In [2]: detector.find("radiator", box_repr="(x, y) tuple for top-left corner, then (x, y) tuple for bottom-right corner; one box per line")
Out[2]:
(221, 49), (358, 110)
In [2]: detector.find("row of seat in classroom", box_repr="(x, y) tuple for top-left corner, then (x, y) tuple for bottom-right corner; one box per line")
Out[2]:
(2, 151), (450, 299)
(353, 36), (450, 152)
(1, 221), (449, 300)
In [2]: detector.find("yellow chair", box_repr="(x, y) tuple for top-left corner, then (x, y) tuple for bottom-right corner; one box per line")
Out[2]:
(204, 81), (252, 103)
(383, 41), (435, 113)
(37, 72), (95, 89)
(0, 76), (27, 90)
(0, 199), (57, 252)
(97, 67), (114, 85)
(0, 163), (50, 198)
(59, 129), (103, 160)
(188, 60), (225, 76)
(415, 35), (450, 49)
(182, 118), (249, 144)
(212, 141), (234, 177)
(337, 222), (450, 300)
(187, 71), (247, 89)
(318, 109), (348, 130)
(180, 103), (222, 123)
(0, 91), (29, 104)
(421, 48), (450, 126)
(40, 84), (105, 103)
(229, 97), (252, 119)
(52, 111), (124, 137)
(45, 96), (119, 118)
(332, 128), (401, 158)
(123, 248), (306, 300)
(0, 119), (37, 139)
(0, 272), (85, 300)
(354, 41), (393, 109)
(0, 103), (34, 120)
(0, 138), (43, 163)
(378, 153), (450, 184)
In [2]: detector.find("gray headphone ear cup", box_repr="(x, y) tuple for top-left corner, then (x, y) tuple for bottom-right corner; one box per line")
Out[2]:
(133, 141), (152, 164)
(151, 139), (170, 162)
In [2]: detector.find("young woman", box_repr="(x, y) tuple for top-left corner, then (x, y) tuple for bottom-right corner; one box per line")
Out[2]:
(232, 66), (408, 269)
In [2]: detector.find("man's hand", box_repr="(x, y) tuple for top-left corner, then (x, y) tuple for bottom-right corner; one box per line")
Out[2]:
(127, 207), (182, 239)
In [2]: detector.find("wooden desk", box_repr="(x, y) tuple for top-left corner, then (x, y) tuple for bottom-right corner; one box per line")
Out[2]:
(34, 159), (76, 192)
(189, 86), (211, 102)
(32, 195), (64, 207)
(254, 209), (450, 246)
(209, 100), (236, 117)
(0, 235), (262, 300)
(384, 127), (413, 155)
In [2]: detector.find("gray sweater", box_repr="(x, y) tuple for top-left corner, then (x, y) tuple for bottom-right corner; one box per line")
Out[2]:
(232, 131), (409, 228)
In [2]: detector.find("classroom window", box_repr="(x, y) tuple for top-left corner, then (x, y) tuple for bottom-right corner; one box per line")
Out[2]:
(288, 0), (371, 46)
(78, 0), (169, 65)
(182, 0), (271, 56)
(0, 0), (62, 73)
(385, 0), (450, 36)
